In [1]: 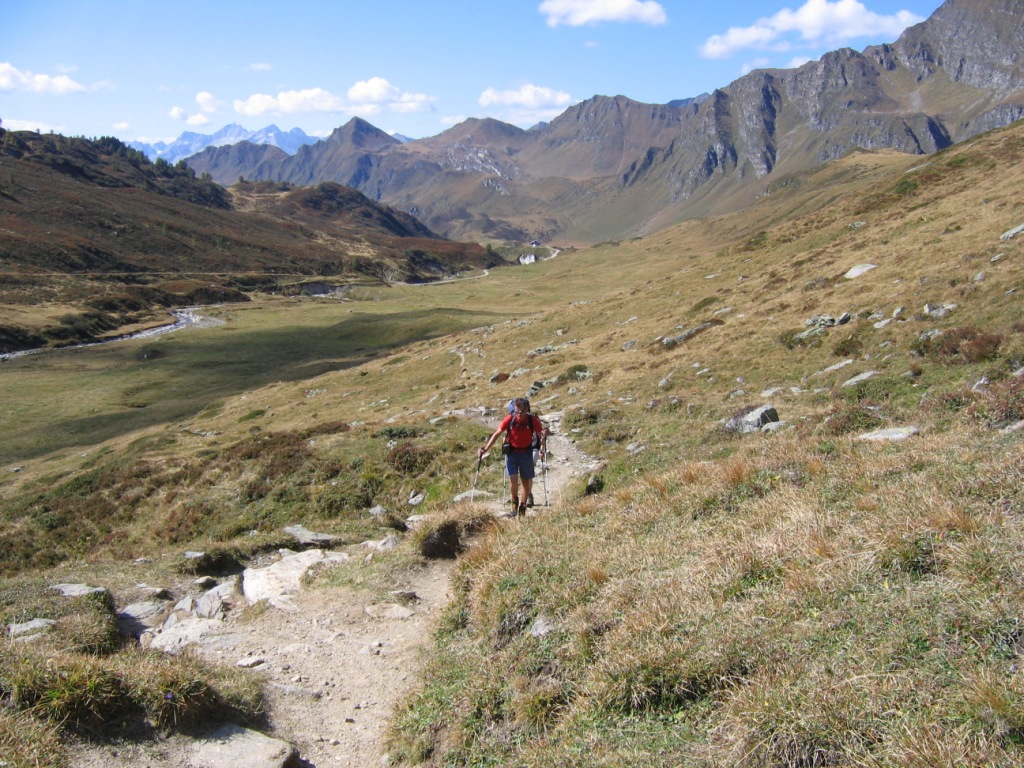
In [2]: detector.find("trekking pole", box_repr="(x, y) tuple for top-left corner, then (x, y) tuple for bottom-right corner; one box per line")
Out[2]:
(542, 455), (549, 506)
(540, 442), (548, 507)
(471, 452), (488, 502)
(500, 457), (506, 505)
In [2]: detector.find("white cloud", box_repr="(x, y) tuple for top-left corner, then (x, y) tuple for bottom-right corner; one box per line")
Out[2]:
(348, 77), (399, 103)
(233, 88), (347, 116)
(168, 106), (186, 120)
(0, 62), (85, 94)
(195, 91), (222, 113)
(700, 0), (925, 58)
(478, 85), (576, 128)
(2, 117), (63, 132)
(539, 0), (667, 27)
(248, 63), (272, 72)
(348, 77), (436, 114)
(186, 113), (210, 126)
(113, 121), (131, 131)
(479, 84), (573, 109)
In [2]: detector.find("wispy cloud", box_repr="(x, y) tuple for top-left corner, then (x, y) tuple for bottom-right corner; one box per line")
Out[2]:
(479, 84), (573, 109)
(347, 77), (435, 114)
(195, 91), (223, 113)
(700, 0), (924, 59)
(0, 63), (85, 95)
(539, 0), (667, 27)
(247, 63), (272, 72)
(232, 78), (434, 119)
(169, 92), (223, 125)
(233, 88), (347, 116)
(479, 83), (576, 126)
(2, 117), (64, 132)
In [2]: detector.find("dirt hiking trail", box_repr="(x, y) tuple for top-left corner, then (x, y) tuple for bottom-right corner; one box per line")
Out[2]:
(66, 415), (593, 768)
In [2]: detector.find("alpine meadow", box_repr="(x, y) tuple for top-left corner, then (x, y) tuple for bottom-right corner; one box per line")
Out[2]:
(3, 1), (1024, 767)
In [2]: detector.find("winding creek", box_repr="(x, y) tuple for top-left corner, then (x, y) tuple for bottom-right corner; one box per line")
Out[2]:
(0, 307), (225, 362)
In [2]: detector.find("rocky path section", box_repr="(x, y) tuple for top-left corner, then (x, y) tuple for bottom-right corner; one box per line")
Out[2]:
(65, 414), (593, 768)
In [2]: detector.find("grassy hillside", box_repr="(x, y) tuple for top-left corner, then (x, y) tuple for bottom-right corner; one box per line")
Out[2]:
(0, 130), (499, 353)
(2, 120), (1024, 766)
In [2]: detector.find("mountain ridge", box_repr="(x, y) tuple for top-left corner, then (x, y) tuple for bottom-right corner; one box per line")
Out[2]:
(184, 0), (1024, 244)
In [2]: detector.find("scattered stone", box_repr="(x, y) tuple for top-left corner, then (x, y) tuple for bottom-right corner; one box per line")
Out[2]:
(999, 222), (1024, 241)
(149, 618), (227, 654)
(857, 426), (921, 442)
(809, 359), (854, 379)
(844, 264), (877, 279)
(50, 583), (109, 599)
(805, 312), (851, 328)
(283, 524), (338, 547)
(242, 549), (349, 607)
(188, 724), (299, 768)
(408, 491), (425, 506)
(842, 371), (877, 388)
(237, 655), (266, 668)
(363, 535), (401, 552)
(923, 302), (957, 318)
(368, 504), (388, 517)
(8, 618), (56, 639)
(724, 405), (780, 434)
(530, 615), (560, 637)
(662, 321), (719, 348)
(118, 601), (169, 637)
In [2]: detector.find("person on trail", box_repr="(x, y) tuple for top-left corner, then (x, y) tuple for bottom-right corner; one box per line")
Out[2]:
(479, 397), (545, 516)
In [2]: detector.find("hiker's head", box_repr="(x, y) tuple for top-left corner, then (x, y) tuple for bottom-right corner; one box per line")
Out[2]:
(513, 397), (530, 413)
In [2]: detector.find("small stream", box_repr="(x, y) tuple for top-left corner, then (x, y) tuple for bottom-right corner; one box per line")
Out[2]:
(0, 308), (225, 362)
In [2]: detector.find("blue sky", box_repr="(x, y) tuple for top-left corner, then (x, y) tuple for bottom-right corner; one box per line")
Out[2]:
(1, 0), (942, 143)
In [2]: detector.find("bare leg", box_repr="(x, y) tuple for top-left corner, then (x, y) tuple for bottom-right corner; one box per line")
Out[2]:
(521, 478), (533, 507)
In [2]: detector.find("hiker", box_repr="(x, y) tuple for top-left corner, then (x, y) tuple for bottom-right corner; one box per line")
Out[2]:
(479, 397), (545, 516)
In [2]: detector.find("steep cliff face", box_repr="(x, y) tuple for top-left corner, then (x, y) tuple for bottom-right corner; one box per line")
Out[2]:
(614, 0), (1024, 229)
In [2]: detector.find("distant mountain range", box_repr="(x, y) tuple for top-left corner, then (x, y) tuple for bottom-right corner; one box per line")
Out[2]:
(129, 124), (320, 165)
(130, 124), (416, 166)
(183, 0), (1024, 245)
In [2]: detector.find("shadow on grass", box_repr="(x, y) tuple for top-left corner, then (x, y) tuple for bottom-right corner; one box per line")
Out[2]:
(2, 307), (506, 463)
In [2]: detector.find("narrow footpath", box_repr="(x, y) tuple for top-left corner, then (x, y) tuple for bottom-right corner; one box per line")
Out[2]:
(66, 415), (593, 768)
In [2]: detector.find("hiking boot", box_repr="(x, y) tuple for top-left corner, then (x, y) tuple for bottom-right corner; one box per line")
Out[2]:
(518, 503), (528, 516)
(511, 499), (521, 516)
(526, 493), (534, 508)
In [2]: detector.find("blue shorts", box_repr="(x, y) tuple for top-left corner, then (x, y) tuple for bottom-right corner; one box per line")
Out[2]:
(505, 450), (535, 480)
